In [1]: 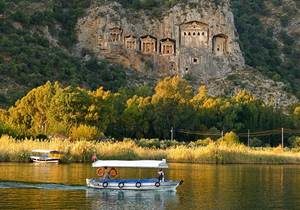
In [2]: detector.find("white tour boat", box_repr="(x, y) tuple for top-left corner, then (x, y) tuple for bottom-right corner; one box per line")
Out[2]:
(30, 149), (63, 163)
(86, 159), (183, 191)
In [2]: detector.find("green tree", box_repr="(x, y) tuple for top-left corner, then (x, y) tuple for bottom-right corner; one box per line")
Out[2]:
(0, 0), (6, 14)
(122, 96), (153, 138)
(48, 86), (91, 134)
(86, 87), (116, 132)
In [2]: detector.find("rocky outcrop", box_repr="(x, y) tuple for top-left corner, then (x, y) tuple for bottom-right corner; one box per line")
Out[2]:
(76, 0), (244, 80)
(206, 68), (298, 110)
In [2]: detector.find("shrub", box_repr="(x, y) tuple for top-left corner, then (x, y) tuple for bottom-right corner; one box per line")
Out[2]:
(294, 106), (300, 118)
(249, 138), (263, 147)
(136, 138), (160, 148)
(195, 138), (214, 146)
(288, 136), (300, 148)
(10, 11), (29, 24)
(159, 140), (182, 149)
(280, 15), (289, 27)
(0, 0), (6, 14)
(0, 121), (20, 138)
(220, 131), (240, 145)
(35, 134), (48, 140)
(70, 124), (100, 141)
(136, 138), (182, 149)
(272, 0), (282, 6)
(48, 122), (68, 137)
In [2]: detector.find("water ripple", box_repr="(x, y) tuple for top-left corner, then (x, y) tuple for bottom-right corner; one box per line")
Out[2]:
(0, 180), (87, 190)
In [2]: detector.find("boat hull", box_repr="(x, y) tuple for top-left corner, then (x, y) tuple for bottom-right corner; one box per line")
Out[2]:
(86, 178), (182, 191)
(32, 159), (59, 163)
(30, 156), (60, 163)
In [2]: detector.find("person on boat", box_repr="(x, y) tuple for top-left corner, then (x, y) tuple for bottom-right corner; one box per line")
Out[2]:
(157, 168), (165, 182)
(91, 153), (97, 162)
(103, 167), (110, 179)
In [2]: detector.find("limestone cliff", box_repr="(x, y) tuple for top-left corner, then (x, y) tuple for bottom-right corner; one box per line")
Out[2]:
(76, 0), (244, 81)
(76, 0), (298, 109)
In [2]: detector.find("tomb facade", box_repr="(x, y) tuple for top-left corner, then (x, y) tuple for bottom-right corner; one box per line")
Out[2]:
(160, 38), (175, 55)
(97, 35), (108, 50)
(180, 21), (209, 48)
(213, 34), (228, 56)
(140, 35), (157, 54)
(109, 27), (122, 43)
(125, 35), (137, 50)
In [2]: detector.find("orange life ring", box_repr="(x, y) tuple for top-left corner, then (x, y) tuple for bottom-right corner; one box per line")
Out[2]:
(96, 168), (105, 177)
(109, 167), (118, 177)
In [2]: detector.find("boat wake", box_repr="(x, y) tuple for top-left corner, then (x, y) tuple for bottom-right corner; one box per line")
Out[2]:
(0, 180), (86, 191)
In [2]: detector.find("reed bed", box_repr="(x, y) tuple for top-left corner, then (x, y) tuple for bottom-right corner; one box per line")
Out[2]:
(1, 135), (300, 164)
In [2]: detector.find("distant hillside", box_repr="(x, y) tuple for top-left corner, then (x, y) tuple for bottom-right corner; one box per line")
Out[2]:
(231, 0), (300, 97)
(0, 0), (129, 106)
(0, 0), (299, 108)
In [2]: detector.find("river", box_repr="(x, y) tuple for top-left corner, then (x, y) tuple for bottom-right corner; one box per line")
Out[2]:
(0, 163), (300, 209)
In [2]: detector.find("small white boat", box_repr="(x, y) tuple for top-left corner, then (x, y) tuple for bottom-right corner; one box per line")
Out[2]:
(86, 159), (183, 191)
(30, 149), (63, 163)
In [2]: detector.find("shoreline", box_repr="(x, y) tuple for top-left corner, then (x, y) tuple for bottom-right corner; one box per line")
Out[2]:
(2, 161), (300, 165)
(1, 135), (300, 164)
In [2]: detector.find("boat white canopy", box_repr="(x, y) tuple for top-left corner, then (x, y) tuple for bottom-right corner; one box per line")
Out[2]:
(92, 159), (168, 168)
(31, 149), (62, 154)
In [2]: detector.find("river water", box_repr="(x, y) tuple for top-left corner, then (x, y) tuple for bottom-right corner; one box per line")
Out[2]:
(0, 163), (300, 209)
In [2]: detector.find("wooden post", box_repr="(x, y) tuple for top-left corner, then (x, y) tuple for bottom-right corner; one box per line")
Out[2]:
(281, 128), (284, 148)
(247, 129), (250, 147)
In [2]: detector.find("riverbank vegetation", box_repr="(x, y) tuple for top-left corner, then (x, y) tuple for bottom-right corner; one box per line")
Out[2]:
(0, 76), (299, 146)
(1, 135), (300, 164)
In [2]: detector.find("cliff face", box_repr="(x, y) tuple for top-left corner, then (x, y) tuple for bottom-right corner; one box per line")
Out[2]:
(75, 0), (299, 109)
(76, 0), (244, 81)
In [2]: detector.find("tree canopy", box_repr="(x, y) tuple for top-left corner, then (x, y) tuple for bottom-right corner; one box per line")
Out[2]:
(0, 77), (298, 146)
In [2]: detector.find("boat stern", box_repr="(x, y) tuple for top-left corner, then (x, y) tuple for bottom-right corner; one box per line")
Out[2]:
(86, 178), (93, 187)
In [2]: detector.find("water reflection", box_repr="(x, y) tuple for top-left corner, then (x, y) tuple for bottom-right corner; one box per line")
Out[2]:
(86, 189), (178, 210)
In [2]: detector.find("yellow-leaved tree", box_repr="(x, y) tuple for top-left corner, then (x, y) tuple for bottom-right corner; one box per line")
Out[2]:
(152, 76), (193, 104)
(69, 124), (100, 141)
(8, 81), (60, 135)
(233, 90), (255, 103)
(294, 106), (300, 119)
(151, 76), (195, 139)
(220, 131), (240, 145)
